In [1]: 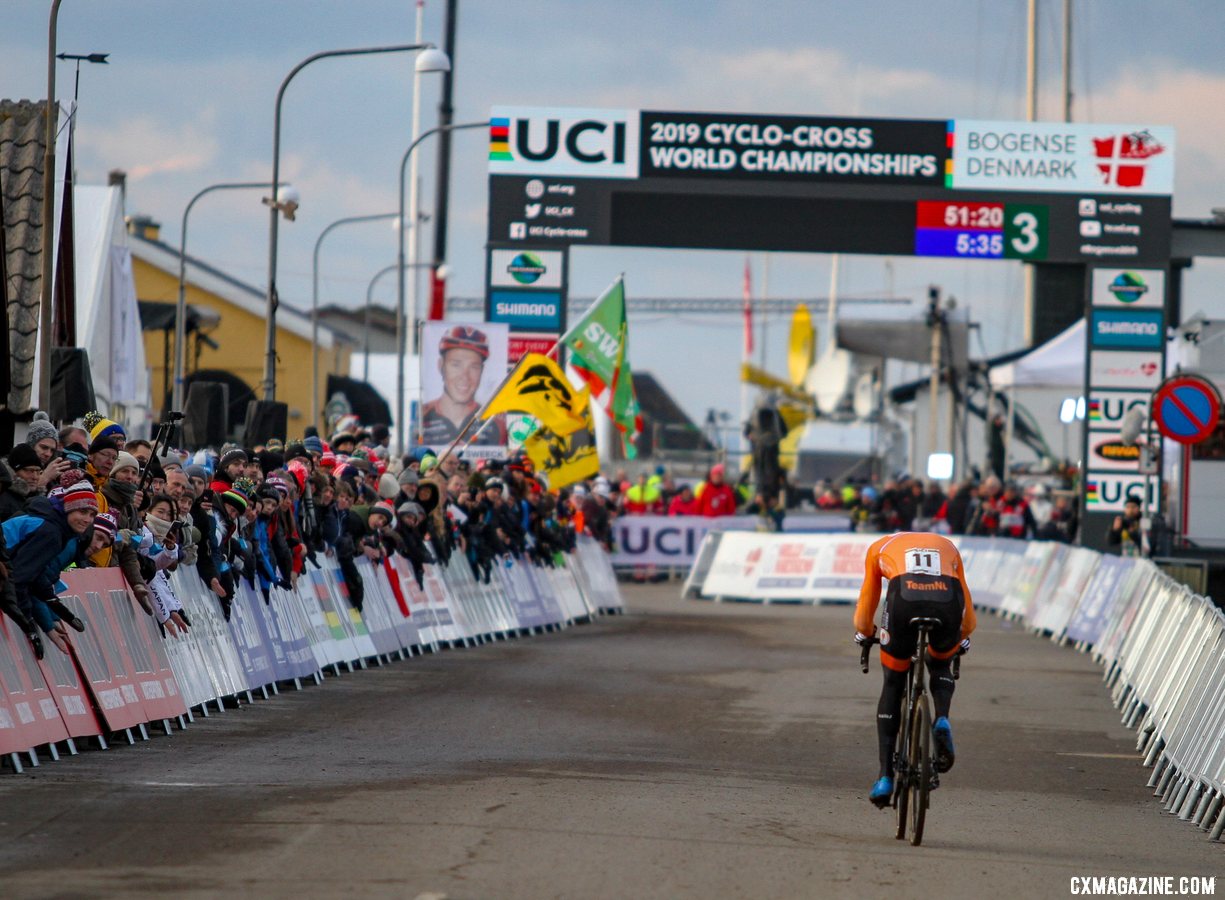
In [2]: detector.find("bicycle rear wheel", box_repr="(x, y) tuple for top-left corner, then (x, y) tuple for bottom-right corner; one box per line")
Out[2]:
(893, 697), (911, 840)
(908, 699), (931, 846)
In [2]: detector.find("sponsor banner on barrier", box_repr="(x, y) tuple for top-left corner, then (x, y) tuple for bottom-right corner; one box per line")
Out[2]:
(227, 586), (278, 687)
(61, 589), (151, 732)
(1065, 557), (1149, 646)
(612, 514), (851, 568)
(30, 624), (102, 740)
(93, 577), (188, 722)
(702, 531), (876, 601)
(0, 616), (72, 750)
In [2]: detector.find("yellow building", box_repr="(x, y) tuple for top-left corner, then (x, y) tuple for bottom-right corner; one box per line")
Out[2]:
(128, 218), (351, 440)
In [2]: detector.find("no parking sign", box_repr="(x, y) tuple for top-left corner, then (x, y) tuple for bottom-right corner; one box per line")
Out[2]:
(1152, 375), (1222, 444)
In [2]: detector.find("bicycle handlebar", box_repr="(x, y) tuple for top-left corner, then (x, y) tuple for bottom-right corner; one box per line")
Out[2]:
(859, 637), (878, 673)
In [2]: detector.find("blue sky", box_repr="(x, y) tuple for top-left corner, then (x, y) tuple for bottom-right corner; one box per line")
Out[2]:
(4, 0), (1224, 425)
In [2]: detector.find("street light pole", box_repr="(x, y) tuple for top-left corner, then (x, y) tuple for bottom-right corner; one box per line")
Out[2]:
(38, 0), (64, 411)
(311, 212), (397, 428)
(262, 42), (442, 404)
(175, 182), (273, 414)
(396, 120), (486, 451)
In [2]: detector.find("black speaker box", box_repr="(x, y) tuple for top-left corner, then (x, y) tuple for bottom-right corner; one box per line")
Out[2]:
(242, 399), (288, 445)
(183, 381), (229, 447)
(49, 347), (97, 421)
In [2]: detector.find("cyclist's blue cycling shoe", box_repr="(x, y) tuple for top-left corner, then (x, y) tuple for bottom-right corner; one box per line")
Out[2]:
(933, 717), (955, 773)
(869, 776), (893, 808)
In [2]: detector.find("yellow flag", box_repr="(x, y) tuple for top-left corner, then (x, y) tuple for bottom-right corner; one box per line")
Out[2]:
(481, 353), (588, 435)
(524, 392), (599, 490)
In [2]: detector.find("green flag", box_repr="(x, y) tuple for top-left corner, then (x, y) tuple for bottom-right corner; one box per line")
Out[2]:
(563, 277), (642, 458)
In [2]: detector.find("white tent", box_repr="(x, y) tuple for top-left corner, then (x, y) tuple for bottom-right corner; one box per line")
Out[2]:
(73, 184), (152, 433)
(991, 319), (1085, 389)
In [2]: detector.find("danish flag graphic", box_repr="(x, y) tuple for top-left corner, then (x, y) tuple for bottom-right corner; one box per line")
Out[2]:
(1094, 130), (1165, 188)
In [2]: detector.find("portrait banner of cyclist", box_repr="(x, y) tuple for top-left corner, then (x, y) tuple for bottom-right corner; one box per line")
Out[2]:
(419, 322), (510, 453)
(853, 532), (976, 807)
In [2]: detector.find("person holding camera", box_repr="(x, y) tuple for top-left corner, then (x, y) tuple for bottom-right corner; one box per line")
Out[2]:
(138, 494), (189, 635)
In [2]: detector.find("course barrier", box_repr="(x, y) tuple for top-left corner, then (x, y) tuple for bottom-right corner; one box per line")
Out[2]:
(687, 530), (1225, 843)
(610, 513), (851, 570)
(0, 536), (623, 773)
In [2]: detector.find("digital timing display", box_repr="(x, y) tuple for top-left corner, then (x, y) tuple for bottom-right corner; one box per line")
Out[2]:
(914, 200), (1048, 260)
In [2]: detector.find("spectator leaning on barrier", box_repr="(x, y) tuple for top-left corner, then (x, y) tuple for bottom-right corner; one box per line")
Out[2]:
(90, 451), (155, 614)
(139, 494), (190, 635)
(5, 478), (97, 657)
(995, 481), (1036, 540)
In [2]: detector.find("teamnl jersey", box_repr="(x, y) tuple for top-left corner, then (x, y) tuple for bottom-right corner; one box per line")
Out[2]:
(853, 532), (977, 640)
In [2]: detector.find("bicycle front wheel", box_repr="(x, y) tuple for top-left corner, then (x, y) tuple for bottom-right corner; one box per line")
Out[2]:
(908, 699), (931, 846)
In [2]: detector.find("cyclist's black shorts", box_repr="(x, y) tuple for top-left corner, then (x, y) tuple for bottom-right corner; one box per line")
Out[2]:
(879, 573), (964, 669)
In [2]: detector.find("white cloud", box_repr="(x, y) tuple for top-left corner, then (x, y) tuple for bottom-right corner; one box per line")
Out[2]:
(1082, 66), (1225, 215)
(80, 112), (220, 181)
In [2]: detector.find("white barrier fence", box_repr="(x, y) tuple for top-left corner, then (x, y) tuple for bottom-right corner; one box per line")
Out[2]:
(0, 537), (624, 772)
(687, 530), (1225, 843)
(163, 535), (624, 713)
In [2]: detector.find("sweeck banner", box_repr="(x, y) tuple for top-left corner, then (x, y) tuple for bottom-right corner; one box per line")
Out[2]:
(489, 107), (1175, 196)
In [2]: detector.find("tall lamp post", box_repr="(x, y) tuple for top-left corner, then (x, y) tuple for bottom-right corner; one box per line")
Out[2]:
(38, 0), (65, 410)
(174, 181), (280, 413)
(311, 211), (398, 428)
(396, 119), (485, 452)
(261, 42), (450, 403)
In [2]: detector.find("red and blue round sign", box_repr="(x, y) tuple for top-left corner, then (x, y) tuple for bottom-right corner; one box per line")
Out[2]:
(1152, 375), (1222, 444)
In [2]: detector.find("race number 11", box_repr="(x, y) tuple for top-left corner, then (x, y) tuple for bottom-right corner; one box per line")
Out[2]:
(906, 549), (942, 576)
(1003, 204), (1049, 260)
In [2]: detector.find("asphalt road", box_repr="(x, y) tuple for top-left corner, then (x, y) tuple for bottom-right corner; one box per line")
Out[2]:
(0, 583), (1219, 900)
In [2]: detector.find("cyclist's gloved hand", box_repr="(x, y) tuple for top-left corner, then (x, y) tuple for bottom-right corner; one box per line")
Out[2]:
(854, 630), (874, 646)
(958, 637), (971, 654)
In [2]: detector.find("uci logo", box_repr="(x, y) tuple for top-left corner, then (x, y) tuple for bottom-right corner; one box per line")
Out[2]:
(1088, 392), (1148, 428)
(490, 106), (640, 179)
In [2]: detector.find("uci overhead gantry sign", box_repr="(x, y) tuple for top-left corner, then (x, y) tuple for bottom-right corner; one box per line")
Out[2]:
(484, 106), (1176, 550)
(485, 107), (1175, 263)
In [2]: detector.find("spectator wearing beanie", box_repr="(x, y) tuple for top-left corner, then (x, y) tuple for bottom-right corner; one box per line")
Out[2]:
(0, 459), (29, 522)
(85, 511), (119, 559)
(84, 410), (127, 450)
(4, 444), (44, 517)
(86, 435), (121, 489)
(92, 453), (155, 614)
(5, 480), (96, 654)
(394, 501), (432, 588)
(211, 446), (246, 492)
(303, 432), (324, 458)
(25, 411), (59, 465)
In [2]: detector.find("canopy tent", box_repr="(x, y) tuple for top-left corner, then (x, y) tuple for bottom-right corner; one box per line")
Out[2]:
(990, 318), (1085, 389)
(73, 184), (151, 431)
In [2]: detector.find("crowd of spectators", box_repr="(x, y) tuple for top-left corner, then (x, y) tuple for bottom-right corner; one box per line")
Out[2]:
(811, 473), (1079, 542)
(0, 411), (600, 663)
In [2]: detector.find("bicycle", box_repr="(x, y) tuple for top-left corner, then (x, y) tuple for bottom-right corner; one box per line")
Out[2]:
(860, 617), (961, 846)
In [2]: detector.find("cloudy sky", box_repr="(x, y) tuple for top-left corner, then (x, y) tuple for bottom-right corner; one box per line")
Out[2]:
(4, 0), (1224, 427)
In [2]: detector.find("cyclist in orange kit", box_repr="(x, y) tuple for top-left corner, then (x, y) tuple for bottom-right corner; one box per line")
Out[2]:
(853, 532), (976, 807)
